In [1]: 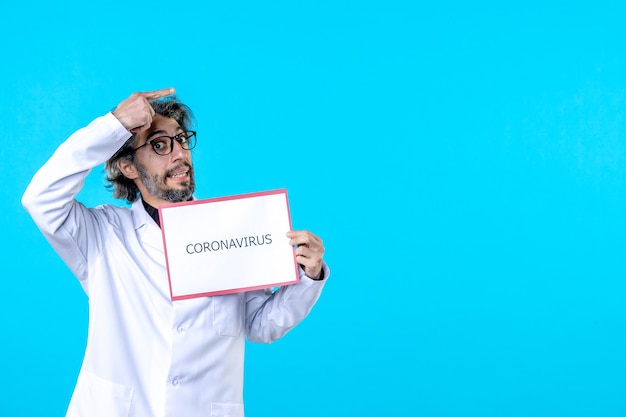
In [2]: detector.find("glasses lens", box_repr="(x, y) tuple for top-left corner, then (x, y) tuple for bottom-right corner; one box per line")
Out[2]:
(151, 137), (172, 155)
(184, 131), (197, 150)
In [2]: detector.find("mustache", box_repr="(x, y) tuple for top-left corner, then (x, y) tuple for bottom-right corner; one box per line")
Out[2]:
(166, 162), (193, 178)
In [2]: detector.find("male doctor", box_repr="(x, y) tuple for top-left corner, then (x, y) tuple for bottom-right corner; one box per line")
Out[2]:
(22, 88), (329, 417)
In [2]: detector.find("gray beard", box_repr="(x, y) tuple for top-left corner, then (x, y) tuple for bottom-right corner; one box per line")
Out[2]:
(136, 161), (195, 203)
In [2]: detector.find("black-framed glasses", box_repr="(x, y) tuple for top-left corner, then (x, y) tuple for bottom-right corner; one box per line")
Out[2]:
(132, 131), (197, 155)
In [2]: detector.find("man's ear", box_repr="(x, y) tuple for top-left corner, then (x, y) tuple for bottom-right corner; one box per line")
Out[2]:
(118, 159), (139, 180)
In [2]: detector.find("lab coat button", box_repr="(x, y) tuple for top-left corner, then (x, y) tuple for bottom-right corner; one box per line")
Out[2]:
(172, 378), (180, 387)
(177, 325), (185, 334)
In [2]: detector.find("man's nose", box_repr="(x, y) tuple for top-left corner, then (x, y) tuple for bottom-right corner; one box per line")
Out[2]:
(170, 139), (188, 159)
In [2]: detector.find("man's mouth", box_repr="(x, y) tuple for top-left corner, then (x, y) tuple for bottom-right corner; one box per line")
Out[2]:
(167, 166), (190, 180)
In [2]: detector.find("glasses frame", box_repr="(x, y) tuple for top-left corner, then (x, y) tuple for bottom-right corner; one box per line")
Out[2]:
(131, 130), (197, 156)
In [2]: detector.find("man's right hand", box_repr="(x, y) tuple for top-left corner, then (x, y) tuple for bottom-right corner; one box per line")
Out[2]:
(112, 88), (176, 133)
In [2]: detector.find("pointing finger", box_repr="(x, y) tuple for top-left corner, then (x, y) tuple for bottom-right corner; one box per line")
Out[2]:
(139, 87), (176, 101)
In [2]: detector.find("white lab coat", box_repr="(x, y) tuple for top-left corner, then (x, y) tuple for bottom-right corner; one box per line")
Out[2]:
(22, 113), (329, 417)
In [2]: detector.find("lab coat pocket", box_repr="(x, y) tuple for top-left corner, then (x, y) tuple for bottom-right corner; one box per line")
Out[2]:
(212, 293), (244, 336)
(67, 371), (134, 417)
(211, 402), (244, 417)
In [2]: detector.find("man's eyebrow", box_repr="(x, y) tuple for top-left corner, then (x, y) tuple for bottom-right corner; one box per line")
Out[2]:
(145, 127), (183, 141)
(145, 130), (167, 142)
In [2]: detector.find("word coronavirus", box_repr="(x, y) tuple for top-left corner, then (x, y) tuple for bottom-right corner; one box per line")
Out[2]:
(186, 234), (273, 254)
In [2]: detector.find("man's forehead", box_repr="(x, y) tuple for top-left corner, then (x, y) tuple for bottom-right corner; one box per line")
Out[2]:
(148, 115), (181, 131)
(139, 116), (182, 141)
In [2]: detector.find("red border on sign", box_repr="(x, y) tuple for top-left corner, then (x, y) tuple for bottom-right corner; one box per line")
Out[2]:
(158, 189), (300, 301)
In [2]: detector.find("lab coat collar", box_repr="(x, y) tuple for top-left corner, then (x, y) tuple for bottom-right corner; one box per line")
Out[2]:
(131, 199), (154, 230)
(130, 199), (165, 253)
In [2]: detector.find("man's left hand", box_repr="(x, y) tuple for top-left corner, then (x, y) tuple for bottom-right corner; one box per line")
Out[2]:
(286, 230), (325, 280)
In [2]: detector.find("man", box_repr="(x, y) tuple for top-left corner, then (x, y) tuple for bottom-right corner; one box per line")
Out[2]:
(22, 88), (329, 417)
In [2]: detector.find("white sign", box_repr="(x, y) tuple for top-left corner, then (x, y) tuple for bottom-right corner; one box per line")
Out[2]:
(159, 189), (299, 300)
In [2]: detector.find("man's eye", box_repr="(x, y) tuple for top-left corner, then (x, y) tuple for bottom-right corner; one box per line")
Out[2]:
(152, 139), (168, 150)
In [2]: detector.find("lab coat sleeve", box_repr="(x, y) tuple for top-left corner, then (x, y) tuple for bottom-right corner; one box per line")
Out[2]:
(244, 262), (330, 343)
(21, 113), (132, 286)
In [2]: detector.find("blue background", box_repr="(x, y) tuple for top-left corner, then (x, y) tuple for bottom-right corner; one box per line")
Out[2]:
(2, 1), (626, 416)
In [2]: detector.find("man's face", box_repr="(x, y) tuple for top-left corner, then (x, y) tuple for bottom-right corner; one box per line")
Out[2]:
(131, 114), (195, 206)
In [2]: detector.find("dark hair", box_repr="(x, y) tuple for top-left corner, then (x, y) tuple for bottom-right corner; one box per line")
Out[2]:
(104, 96), (195, 203)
